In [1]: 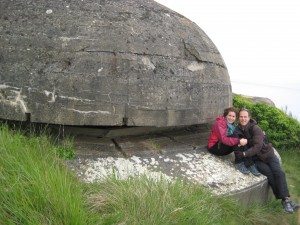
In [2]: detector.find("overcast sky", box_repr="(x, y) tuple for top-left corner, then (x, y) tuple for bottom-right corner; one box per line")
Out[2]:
(154, 0), (300, 89)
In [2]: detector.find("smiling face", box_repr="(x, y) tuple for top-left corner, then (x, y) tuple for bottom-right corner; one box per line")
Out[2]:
(239, 110), (250, 127)
(225, 111), (237, 124)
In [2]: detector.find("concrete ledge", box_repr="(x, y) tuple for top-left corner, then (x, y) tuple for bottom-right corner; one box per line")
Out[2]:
(228, 179), (274, 207)
(66, 125), (275, 206)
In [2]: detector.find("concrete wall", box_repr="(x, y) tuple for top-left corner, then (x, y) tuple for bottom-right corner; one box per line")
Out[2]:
(0, 0), (232, 126)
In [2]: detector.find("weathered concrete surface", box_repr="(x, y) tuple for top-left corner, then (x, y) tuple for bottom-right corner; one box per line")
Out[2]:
(0, 0), (231, 126)
(66, 124), (274, 206)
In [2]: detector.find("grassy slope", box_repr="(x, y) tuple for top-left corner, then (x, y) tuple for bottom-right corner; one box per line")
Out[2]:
(0, 124), (101, 225)
(0, 123), (299, 224)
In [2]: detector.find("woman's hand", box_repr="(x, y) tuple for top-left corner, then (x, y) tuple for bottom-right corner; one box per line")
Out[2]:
(239, 138), (248, 146)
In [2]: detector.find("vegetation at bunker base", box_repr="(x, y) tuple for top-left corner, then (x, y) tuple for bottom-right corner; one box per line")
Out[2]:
(0, 122), (286, 225)
(233, 94), (300, 149)
(88, 175), (284, 225)
(0, 124), (99, 224)
(1, 94), (300, 224)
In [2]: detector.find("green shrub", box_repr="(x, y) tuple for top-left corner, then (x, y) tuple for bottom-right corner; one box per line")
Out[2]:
(233, 94), (300, 149)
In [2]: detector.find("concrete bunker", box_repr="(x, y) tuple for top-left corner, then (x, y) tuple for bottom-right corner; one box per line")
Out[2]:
(0, 0), (273, 205)
(0, 0), (231, 127)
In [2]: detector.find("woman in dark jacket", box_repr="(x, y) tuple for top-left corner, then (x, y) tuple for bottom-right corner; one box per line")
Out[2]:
(234, 108), (299, 213)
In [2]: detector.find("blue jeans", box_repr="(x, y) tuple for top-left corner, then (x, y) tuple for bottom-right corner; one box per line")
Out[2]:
(255, 154), (289, 199)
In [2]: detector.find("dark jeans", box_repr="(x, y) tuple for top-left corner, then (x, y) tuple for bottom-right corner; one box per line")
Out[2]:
(235, 156), (255, 167)
(208, 142), (234, 156)
(254, 154), (290, 199)
(234, 146), (255, 167)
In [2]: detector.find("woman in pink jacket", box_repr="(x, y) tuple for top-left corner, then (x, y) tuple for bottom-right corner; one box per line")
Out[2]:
(207, 107), (247, 156)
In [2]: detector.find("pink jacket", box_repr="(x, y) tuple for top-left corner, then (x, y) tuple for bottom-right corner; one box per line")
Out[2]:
(207, 116), (239, 149)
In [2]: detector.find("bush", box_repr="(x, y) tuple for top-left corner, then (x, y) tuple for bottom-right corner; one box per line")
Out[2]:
(233, 94), (300, 149)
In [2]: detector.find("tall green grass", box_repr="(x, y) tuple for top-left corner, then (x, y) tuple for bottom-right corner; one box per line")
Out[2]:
(278, 148), (300, 225)
(279, 149), (300, 195)
(0, 123), (298, 225)
(87, 176), (283, 225)
(0, 124), (100, 224)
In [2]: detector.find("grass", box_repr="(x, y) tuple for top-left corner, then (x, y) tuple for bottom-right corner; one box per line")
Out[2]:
(87, 176), (284, 225)
(279, 149), (300, 196)
(278, 148), (300, 225)
(0, 123), (299, 224)
(147, 139), (162, 153)
(0, 124), (101, 224)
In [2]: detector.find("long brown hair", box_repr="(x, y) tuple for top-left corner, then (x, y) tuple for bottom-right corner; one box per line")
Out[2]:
(223, 107), (238, 117)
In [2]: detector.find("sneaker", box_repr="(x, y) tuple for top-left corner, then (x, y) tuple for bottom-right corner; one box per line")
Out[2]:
(247, 165), (261, 176)
(281, 199), (294, 213)
(291, 200), (299, 212)
(235, 162), (250, 174)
